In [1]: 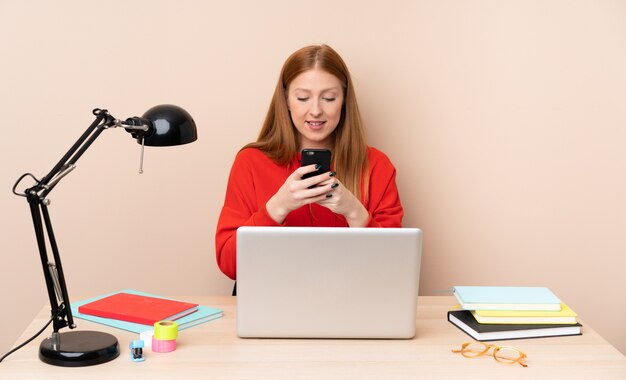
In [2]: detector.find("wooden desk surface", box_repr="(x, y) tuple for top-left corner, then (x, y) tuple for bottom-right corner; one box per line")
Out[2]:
(1, 296), (625, 379)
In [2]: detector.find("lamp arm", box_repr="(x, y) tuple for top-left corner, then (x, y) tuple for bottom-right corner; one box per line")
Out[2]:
(39, 125), (107, 198)
(27, 199), (72, 333)
(21, 109), (118, 333)
(37, 109), (110, 191)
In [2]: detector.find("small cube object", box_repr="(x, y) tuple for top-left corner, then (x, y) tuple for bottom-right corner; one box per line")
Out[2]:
(129, 340), (145, 362)
(140, 330), (155, 348)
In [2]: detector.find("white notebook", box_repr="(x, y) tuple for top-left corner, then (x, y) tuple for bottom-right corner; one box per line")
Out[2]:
(236, 227), (422, 339)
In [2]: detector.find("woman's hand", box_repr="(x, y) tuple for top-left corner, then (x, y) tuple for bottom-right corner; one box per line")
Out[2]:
(265, 164), (336, 224)
(315, 178), (370, 227)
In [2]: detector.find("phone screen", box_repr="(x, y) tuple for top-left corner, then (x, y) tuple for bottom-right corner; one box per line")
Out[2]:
(301, 149), (331, 180)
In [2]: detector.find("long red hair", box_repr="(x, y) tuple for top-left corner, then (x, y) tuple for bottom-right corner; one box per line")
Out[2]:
(243, 44), (369, 202)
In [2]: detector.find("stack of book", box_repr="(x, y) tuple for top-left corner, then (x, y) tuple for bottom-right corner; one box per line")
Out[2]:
(447, 286), (582, 341)
(72, 289), (224, 333)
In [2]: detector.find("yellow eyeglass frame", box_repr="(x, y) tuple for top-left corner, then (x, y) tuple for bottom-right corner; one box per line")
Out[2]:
(452, 342), (528, 367)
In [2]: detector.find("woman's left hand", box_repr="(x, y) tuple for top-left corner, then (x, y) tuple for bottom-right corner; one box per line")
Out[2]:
(316, 177), (370, 227)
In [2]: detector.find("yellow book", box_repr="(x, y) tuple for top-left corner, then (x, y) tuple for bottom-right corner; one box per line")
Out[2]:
(471, 303), (578, 324)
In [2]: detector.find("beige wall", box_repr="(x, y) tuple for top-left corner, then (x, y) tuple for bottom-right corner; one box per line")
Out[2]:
(1, 0), (625, 357)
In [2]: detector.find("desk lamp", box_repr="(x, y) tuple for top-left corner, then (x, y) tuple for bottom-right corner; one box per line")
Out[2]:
(11, 105), (197, 367)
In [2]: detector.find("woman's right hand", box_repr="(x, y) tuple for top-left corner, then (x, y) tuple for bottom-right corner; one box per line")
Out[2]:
(265, 164), (336, 224)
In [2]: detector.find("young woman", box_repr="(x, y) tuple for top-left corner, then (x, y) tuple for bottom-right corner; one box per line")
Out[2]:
(215, 44), (403, 280)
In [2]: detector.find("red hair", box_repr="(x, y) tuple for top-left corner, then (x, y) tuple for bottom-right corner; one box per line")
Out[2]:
(244, 44), (369, 203)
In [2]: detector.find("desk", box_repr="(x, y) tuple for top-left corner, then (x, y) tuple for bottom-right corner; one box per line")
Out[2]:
(1, 296), (625, 379)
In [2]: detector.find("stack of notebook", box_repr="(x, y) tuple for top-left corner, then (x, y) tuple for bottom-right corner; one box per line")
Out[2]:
(72, 289), (224, 333)
(447, 286), (582, 341)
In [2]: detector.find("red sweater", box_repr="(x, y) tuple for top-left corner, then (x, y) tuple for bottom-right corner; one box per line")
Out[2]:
(215, 147), (403, 280)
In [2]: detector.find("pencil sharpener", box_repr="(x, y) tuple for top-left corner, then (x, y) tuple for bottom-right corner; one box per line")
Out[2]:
(129, 340), (145, 362)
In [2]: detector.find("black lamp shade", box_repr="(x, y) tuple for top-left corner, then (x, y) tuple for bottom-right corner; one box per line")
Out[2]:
(140, 104), (198, 146)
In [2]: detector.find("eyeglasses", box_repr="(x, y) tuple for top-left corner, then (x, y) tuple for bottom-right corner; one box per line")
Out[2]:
(452, 342), (528, 367)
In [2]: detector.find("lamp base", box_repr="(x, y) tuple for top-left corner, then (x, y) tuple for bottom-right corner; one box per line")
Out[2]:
(39, 331), (119, 367)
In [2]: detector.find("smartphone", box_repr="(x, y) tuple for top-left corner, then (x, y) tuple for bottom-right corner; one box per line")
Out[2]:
(300, 149), (332, 182)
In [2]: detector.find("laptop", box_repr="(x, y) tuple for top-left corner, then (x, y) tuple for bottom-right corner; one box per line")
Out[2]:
(236, 227), (422, 339)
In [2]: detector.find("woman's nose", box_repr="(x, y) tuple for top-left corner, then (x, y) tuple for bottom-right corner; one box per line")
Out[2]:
(309, 100), (322, 117)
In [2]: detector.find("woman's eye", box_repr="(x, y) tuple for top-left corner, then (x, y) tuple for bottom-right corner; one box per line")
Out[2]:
(323, 97), (336, 102)
(297, 97), (309, 102)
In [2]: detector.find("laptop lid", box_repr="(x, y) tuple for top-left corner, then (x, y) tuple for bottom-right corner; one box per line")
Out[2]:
(236, 227), (422, 339)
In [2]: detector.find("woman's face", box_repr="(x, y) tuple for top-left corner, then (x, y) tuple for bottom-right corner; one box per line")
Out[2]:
(286, 68), (344, 150)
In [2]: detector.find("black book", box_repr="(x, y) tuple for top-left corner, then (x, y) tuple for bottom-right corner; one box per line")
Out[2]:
(448, 310), (582, 342)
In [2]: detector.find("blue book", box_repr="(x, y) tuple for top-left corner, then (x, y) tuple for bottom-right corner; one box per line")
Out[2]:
(70, 289), (223, 333)
(453, 286), (562, 311)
